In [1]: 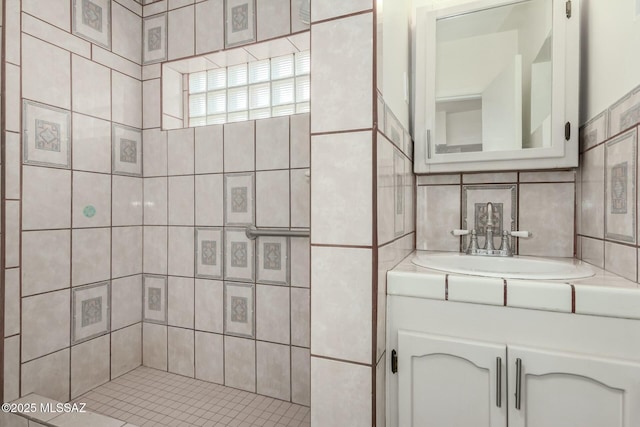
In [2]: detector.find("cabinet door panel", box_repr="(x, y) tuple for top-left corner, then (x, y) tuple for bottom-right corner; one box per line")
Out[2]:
(398, 330), (507, 427)
(509, 345), (640, 427)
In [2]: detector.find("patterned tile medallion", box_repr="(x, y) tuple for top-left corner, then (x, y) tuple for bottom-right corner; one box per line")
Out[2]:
(224, 282), (254, 337)
(72, 281), (110, 344)
(23, 100), (71, 168)
(462, 184), (517, 250)
(474, 202), (504, 236)
(112, 124), (142, 176)
(195, 228), (223, 279)
(143, 13), (167, 64)
(143, 275), (168, 324)
(224, 0), (256, 48)
(72, 0), (110, 48)
(604, 128), (637, 243)
(225, 173), (255, 225)
(609, 86), (640, 136)
(257, 236), (288, 285)
(224, 229), (254, 282)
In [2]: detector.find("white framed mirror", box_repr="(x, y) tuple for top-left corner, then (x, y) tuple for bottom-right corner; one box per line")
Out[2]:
(414, 0), (580, 173)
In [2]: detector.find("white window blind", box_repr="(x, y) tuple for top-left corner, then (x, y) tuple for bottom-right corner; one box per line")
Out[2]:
(187, 50), (310, 127)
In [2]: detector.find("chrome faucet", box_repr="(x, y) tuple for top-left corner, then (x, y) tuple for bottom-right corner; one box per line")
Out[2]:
(450, 201), (532, 257)
(485, 202), (496, 252)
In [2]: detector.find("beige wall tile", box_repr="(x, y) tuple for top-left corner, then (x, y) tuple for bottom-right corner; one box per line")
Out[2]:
(311, 0), (372, 22)
(256, 341), (290, 401)
(581, 145), (605, 238)
(143, 129), (168, 177)
(22, 34), (71, 109)
(168, 6), (195, 60)
(195, 0), (224, 54)
(72, 228), (111, 286)
(256, 284), (290, 344)
(194, 279), (223, 333)
(22, 349), (70, 402)
(112, 275), (143, 330)
(168, 128), (195, 175)
(256, 170), (290, 227)
(168, 327), (194, 377)
(23, 166), (71, 230)
(604, 241), (637, 282)
(311, 357), (371, 427)
(144, 177), (168, 225)
(143, 322), (167, 370)
(256, 116), (289, 171)
(111, 323), (142, 378)
(416, 185), (461, 251)
(311, 13), (373, 132)
(311, 246), (371, 364)
(291, 347), (310, 406)
(168, 226), (195, 277)
(290, 287), (310, 347)
(4, 336), (20, 402)
(22, 230), (70, 296)
(72, 114), (112, 174)
(311, 131), (372, 246)
(168, 277), (194, 328)
(112, 71), (142, 129)
(257, 0), (290, 41)
(195, 174), (224, 226)
(168, 176), (195, 225)
(113, 176), (144, 226)
(112, 226), (143, 278)
(195, 125), (223, 174)
(195, 331), (223, 384)
(519, 183), (575, 257)
(112, 2), (142, 64)
(224, 121), (255, 173)
(71, 335), (110, 399)
(73, 171), (111, 228)
(143, 226), (168, 274)
(72, 55), (111, 120)
(224, 336), (256, 392)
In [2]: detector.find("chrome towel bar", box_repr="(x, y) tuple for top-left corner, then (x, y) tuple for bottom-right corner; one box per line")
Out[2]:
(245, 225), (310, 240)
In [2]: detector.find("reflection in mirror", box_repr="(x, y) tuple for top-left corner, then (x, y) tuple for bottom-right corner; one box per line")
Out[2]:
(434, 0), (552, 155)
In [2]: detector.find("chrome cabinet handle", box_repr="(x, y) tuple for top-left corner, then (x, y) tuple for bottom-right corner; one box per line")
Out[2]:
(515, 358), (523, 410)
(496, 357), (502, 408)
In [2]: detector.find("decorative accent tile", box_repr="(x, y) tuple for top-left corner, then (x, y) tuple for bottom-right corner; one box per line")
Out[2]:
(224, 229), (255, 282)
(143, 13), (167, 64)
(23, 100), (71, 168)
(224, 282), (255, 338)
(224, 0), (256, 48)
(195, 227), (223, 279)
(605, 128), (637, 243)
(72, 281), (110, 344)
(609, 85), (640, 136)
(112, 124), (142, 176)
(72, 0), (111, 49)
(462, 184), (517, 249)
(394, 149), (405, 237)
(143, 274), (168, 324)
(579, 110), (608, 152)
(474, 202), (503, 236)
(257, 236), (289, 285)
(385, 106), (404, 149)
(224, 173), (255, 226)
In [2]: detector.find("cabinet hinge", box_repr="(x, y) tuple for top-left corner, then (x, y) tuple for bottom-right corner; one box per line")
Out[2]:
(566, 0), (572, 18)
(565, 122), (571, 141)
(391, 349), (398, 374)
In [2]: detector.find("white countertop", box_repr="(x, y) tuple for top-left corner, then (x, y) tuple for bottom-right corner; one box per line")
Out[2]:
(388, 251), (640, 320)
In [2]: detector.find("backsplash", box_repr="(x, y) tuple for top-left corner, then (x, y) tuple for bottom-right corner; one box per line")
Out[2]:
(417, 171), (576, 258)
(141, 115), (311, 406)
(577, 84), (640, 283)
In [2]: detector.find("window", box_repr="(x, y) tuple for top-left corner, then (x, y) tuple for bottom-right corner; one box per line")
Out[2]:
(188, 51), (310, 127)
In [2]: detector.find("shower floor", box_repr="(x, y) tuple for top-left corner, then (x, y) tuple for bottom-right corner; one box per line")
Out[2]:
(73, 366), (311, 427)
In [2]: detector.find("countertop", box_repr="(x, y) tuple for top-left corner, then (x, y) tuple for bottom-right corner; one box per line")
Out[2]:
(388, 251), (640, 320)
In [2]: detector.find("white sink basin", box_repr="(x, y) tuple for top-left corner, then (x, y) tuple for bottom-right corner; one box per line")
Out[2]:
(412, 252), (594, 280)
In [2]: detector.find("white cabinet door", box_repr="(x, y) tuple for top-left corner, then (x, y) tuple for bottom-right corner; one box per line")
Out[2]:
(509, 345), (640, 427)
(397, 330), (507, 427)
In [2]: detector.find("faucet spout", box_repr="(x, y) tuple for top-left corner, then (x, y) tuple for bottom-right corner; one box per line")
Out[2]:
(485, 202), (495, 251)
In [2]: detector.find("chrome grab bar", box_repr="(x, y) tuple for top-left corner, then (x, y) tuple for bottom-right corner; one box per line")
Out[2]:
(245, 225), (310, 240)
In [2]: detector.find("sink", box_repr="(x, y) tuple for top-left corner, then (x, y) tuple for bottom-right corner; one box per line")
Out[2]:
(412, 252), (594, 280)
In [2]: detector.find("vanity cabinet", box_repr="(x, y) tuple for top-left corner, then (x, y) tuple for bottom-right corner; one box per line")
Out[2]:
(397, 330), (640, 427)
(387, 296), (640, 427)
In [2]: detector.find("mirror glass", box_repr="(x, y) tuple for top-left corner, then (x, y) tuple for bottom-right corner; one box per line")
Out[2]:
(433, 0), (552, 155)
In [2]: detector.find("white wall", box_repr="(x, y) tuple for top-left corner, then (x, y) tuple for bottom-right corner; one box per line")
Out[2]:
(580, 0), (640, 123)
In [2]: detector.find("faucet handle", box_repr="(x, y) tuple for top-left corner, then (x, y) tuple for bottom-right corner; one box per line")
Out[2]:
(510, 231), (532, 238)
(451, 229), (470, 236)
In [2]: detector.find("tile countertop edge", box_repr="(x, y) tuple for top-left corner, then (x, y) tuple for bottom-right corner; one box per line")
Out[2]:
(388, 251), (640, 320)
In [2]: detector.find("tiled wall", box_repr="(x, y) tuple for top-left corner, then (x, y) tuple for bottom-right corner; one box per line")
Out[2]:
(140, 116), (311, 405)
(375, 95), (415, 427)
(416, 171), (577, 257)
(577, 84), (640, 282)
(3, 0), (144, 403)
(139, 0), (312, 406)
(310, 4), (376, 426)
